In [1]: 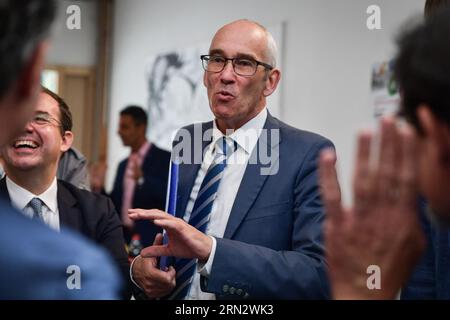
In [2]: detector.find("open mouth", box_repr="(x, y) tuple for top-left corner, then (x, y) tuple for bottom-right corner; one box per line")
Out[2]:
(217, 90), (235, 101)
(218, 90), (234, 97)
(13, 140), (40, 150)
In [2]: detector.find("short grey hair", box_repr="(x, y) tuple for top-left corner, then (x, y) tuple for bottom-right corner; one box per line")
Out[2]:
(233, 19), (278, 67)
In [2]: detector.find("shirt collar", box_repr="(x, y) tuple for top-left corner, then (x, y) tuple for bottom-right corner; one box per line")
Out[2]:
(6, 176), (58, 213)
(212, 108), (267, 155)
(135, 140), (151, 159)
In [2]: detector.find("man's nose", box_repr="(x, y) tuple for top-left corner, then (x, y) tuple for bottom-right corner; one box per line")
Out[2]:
(25, 121), (35, 132)
(219, 61), (236, 84)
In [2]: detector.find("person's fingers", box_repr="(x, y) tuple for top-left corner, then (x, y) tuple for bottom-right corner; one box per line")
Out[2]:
(148, 265), (177, 286)
(141, 244), (170, 258)
(152, 218), (184, 232)
(168, 266), (176, 287)
(398, 124), (418, 204)
(377, 117), (399, 202)
(353, 129), (374, 212)
(128, 209), (171, 221)
(319, 149), (344, 223)
(153, 233), (164, 246)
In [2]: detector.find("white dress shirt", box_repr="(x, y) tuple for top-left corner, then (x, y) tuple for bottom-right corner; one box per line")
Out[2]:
(184, 107), (267, 300)
(6, 177), (60, 231)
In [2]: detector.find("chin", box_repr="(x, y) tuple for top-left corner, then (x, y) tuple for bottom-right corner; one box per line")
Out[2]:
(8, 158), (39, 171)
(212, 106), (235, 119)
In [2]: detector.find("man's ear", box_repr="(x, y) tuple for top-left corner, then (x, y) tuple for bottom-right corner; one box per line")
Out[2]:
(61, 131), (74, 153)
(263, 68), (281, 97)
(16, 41), (50, 100)
(417, 105), (450, 166)
(203, 71), (208, 88)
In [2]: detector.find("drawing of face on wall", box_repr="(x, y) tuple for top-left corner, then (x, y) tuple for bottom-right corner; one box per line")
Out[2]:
(146, 45), (213, 151)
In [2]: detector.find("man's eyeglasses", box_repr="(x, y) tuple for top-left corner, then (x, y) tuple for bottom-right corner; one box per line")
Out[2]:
(30, 113), (62, 128)
(200, 55), (273, 76)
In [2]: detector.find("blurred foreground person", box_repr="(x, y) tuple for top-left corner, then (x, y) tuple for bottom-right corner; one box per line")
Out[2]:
(320, 8), (450, 299)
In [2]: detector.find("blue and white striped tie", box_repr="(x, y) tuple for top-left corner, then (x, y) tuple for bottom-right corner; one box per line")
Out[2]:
(169, 136), (236, 300)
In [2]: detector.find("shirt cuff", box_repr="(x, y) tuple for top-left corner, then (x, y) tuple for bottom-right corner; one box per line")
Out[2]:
(129, 255), (144, 291)
(197, 236), (216, 277)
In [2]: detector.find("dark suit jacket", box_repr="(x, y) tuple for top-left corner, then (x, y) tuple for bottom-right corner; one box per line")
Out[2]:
(172, 112), (333, 299)
(110, 144), (171, 247)
(0, 178), (130, 299)
(402, 199), (450, 299)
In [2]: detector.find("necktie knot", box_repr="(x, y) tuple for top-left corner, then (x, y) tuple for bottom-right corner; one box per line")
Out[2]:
(215, 136), (236, 158)
(28, 197), (45, 221)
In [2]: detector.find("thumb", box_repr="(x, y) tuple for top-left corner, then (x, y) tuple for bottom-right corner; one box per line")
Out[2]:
(153, 233), (163, 246)
(141, 245), (169, 258)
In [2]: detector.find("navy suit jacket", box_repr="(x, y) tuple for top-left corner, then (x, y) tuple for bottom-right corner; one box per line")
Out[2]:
(110, 144), (171, 246)
(402, 200), (450, 299)
(172, 113), (333, 299)
(0, 197), (121, 299)
(0, 178), (130, 299)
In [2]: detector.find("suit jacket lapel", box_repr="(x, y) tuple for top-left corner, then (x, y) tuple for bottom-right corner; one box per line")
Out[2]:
(0, 178), (10, 203)
(57, 181), (80, 230)
(224, 113), (282, 238)
(176, 122), (213, 219)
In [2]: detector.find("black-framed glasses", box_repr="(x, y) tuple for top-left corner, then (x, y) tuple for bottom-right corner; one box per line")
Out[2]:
(200, 55), (273, 76)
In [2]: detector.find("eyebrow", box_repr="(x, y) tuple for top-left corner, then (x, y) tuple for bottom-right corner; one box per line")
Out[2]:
(35, 111), (52, 116)
(209, 49), (257, 61)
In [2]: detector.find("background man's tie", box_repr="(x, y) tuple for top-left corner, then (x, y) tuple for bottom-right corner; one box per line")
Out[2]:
(169, 136), (236, 300)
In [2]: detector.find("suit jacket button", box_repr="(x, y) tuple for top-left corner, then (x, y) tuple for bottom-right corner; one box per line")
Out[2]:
(222, 284), (229, 293)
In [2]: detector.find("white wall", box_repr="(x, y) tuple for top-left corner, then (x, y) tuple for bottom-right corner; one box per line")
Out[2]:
(47, 0), (98, 66)
(107, 0), (425, 201)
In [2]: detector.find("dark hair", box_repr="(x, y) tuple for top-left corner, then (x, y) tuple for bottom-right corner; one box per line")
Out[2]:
(120, 105), (148, 127)
(0, 0), (56, 97)
(41, 86), (73, 134)
(425, 0), (450, 18)
(395, 8), (450, 133)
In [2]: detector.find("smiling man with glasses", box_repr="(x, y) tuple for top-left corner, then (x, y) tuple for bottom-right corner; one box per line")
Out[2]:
(0, 87), (131, 299)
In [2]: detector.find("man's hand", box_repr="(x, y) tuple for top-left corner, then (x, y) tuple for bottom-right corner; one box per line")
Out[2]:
(131, 233), (176, 298)
(319, 117), (426, 299)
(128, 209), (213, 263)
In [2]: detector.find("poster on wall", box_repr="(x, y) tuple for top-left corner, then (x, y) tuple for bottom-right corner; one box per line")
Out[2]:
(371, 59), (400, 118)
(145, 23), (284, 151)
(146, 44), (212, 151)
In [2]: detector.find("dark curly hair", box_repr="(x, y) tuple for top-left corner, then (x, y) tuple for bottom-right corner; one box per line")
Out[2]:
(395, 8), (450, 134)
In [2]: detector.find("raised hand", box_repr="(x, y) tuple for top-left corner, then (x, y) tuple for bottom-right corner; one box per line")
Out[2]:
(319, 117), (426, 299)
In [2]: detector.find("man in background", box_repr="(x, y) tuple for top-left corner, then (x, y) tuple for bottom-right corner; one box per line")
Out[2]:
(101, 106), (170, 247)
